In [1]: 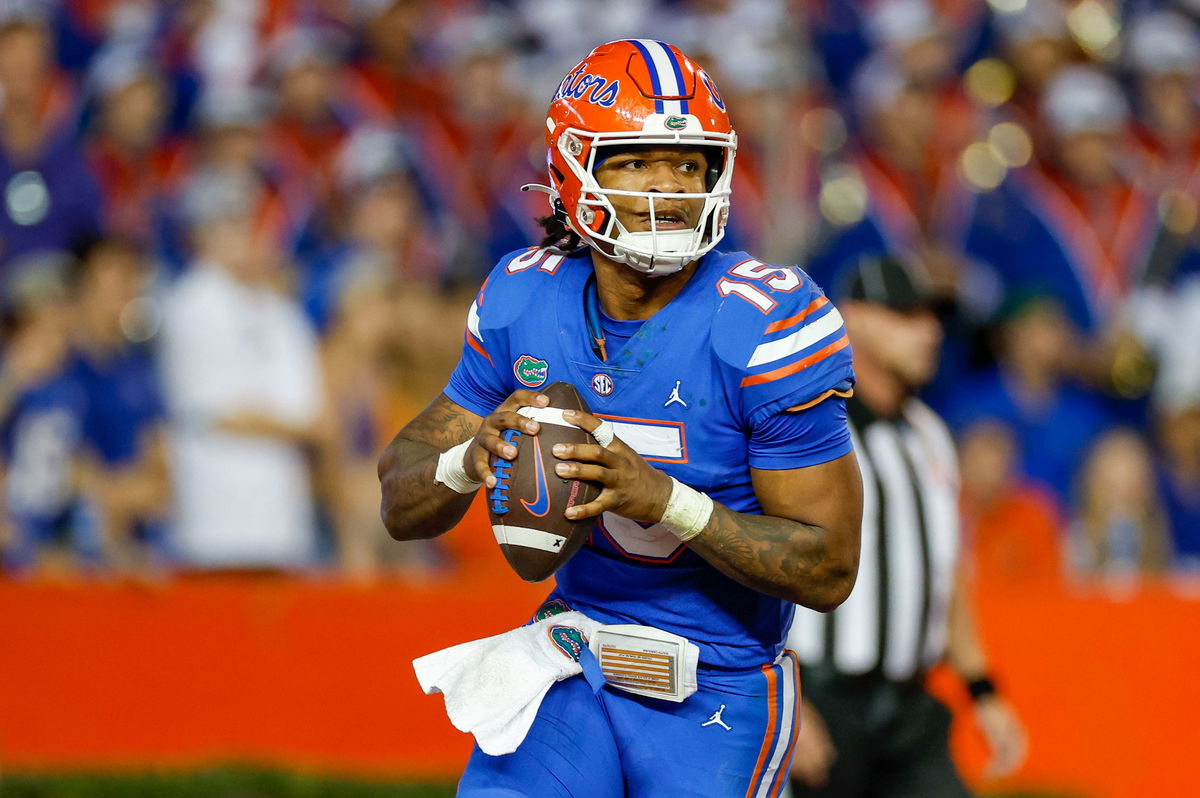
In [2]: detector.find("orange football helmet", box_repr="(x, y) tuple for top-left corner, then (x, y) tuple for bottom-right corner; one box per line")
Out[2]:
(530, 39), (737, 276)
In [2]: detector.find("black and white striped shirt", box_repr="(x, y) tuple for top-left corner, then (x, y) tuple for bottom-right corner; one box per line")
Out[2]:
(788, 396), (960, 683)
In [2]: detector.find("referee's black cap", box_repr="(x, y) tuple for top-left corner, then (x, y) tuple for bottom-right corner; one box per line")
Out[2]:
(836, 254), (934, 312)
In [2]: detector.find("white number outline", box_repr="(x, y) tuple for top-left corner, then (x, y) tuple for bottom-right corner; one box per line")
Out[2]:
(506, 248), (566, 274)
(715, 259), (803, 313)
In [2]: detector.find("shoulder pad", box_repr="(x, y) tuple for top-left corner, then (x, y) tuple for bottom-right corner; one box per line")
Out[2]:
(710, 257), (854, 422)
(711, 258), (839, 369)
(470, 247), (582, 338)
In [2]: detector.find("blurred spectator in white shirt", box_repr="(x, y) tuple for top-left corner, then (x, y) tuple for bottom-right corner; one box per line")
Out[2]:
(160, 169), (323, 570)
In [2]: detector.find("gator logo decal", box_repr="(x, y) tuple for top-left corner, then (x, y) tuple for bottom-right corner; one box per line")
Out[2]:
(548, 625), (587, 662)
(533, 599), (571, 622)
(665, 115), (688, 130)
(513, 354), (549, 387)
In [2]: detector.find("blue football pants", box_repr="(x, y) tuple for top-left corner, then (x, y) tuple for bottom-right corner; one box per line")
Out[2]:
(457, 650), (800, 798)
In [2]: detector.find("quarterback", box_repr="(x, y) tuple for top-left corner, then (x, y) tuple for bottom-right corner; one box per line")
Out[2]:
(379, 40), (863, 798)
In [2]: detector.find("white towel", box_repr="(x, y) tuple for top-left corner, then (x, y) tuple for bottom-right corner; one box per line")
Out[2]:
(413, 611), (602, 756)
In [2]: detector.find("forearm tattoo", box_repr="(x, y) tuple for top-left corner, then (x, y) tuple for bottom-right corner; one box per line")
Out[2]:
(687, 505), (851, 608)
(398, 394), (480, 450)
(379, 394), (481, 540)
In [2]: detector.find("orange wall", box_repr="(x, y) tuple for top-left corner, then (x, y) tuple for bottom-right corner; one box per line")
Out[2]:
(936, 579), (1200, 798)
(1, 505), (1198, 797)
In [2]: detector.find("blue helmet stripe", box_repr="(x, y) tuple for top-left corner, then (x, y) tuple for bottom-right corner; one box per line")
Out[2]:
(656, 40), (690, 116)
(628, 39), (665, 114)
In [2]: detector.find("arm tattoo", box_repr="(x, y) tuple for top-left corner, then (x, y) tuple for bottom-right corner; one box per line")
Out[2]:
(399, 394), (479, 450)
(378, 394), (484, 541)
(686, 505), (854, 610)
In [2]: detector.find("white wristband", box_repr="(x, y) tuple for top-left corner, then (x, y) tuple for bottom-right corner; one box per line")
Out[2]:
(435, 439), (482, 494)
(659, 477), (714, 542)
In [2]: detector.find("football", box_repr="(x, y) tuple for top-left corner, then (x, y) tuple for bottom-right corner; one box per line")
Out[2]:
(487, 381), (602, 582)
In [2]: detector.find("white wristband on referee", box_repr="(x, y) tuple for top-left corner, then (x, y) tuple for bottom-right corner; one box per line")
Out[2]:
(435, 439), (482, 494)
(659, 477), (714, 542)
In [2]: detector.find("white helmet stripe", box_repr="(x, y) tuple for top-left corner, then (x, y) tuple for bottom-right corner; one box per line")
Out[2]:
(633, 39), (685, 116)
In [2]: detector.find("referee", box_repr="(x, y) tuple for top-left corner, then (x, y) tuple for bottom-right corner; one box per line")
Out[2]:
(786, 257), (1025, 797)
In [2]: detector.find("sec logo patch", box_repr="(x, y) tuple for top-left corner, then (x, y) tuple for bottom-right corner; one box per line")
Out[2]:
(591, 373), (614, 396)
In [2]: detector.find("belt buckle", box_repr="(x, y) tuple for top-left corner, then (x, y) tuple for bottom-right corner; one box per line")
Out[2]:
(589, 623), (698, 703)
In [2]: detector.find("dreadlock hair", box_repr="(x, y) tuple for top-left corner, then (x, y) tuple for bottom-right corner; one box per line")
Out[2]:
(537, 200), (583, 252)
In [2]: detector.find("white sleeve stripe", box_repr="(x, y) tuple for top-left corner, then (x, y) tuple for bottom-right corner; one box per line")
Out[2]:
(467, 300), (482, 342)
(746, 307), (845, 368)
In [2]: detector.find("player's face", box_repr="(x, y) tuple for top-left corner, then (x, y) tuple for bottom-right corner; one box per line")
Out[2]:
(593, 147), (709, 235)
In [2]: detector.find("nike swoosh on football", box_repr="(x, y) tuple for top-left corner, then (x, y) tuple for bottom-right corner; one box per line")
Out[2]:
(520, 436), (552, 517)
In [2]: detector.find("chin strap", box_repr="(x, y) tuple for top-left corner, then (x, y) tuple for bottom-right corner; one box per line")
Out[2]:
(612, 230), (694, 276)
(526, 183), (704, 276)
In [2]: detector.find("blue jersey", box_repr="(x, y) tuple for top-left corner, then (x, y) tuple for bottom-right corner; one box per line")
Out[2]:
(69, 346), (166, 466)
(0, 367), (86, 557)
(446, 247), (855, 669)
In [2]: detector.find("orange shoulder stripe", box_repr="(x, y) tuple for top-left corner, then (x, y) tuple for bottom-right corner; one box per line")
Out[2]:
(740, 335), (849, 388)
(465, 332), (492, 363)
(764, 296), (828, 334)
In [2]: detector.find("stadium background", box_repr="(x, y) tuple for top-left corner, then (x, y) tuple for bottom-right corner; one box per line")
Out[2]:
(1, 0), (1199, 795)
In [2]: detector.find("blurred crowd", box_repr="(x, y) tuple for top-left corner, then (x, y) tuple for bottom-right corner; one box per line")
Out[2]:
(0, 0), (1197, 590)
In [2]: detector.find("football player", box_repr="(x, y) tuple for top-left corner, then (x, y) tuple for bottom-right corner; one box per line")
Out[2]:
(379, 40), (862, 798)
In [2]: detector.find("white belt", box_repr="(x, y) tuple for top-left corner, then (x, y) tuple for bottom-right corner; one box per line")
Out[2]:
(413, 612), (699, 755)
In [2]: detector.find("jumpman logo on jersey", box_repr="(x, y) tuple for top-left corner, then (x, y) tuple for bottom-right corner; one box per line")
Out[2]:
(664, 380), (688, 408)
(701, 704), (731, 731)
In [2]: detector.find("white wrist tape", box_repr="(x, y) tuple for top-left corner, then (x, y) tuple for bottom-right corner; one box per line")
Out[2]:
(435, 439), (482, 494)
(659, 478), (714, 542)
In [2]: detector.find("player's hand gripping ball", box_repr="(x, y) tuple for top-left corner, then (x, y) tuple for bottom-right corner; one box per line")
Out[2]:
(487, 381), (602, 581)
